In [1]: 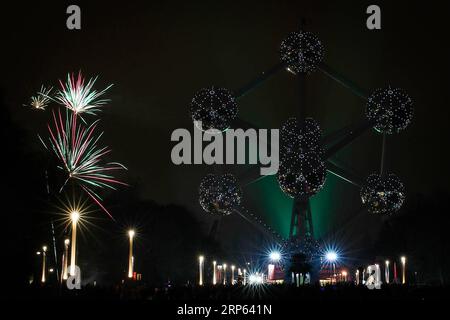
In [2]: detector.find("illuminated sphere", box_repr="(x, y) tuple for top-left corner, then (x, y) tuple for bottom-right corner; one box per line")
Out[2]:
(366, 87), (413, 134)
(277, 150), (326, 198)
(199, 173), (242, 216)
(190, 87), (238, 132)
(283, 235), (320, 261)
(361, 173), (406, 214)
(280, 31), (324, 74)
(280, 117), (323, 158)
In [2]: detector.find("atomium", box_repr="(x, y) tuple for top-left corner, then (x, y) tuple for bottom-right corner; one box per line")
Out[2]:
(280, 30), (324, 74)
(199, 173), (243, 216)
(280, 117), (323, 158)
(277, 150), (326, 198)
(278, 117), (326, 198)
(366, 87), (413, 134)
(283, 235), (321, 261)
(361, 173), (406, 214)
(190, 86), (238, 132)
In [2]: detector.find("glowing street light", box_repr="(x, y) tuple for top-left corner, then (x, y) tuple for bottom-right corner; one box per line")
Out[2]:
(128, 230), (135, 278)
(198, 255), (204, 286)
(248, 272), (263, 285)
(62, 239), (70, 281)
(231, 265), (235, 285)
(223, 264), (227, 285)
(243, 269), (247, 285)
(217, 265), (223, 284)
(41, 246), (47, 283)
(325, 251), (338, 262)
(212, 261), (217, 285)
(69, 211), (79, 276)
(375, 264), (381, 284)
(401, 256), (406, 284)
(342, 270), (348, 282)
(269, 251), (281, 262)
(385, 260), (390, 284)
(324, 250), (338, 283)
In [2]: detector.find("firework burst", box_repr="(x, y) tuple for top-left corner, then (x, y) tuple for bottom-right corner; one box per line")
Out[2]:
(44, 108), (127, 218)
(27, 86), (53, 110)
(54, 72), (113, 116)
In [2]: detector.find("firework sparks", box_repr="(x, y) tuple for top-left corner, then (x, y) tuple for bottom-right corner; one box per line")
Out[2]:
(27, 86), (53, 110)
(54, 72), (113, 116)
(44, 108), (127, 218)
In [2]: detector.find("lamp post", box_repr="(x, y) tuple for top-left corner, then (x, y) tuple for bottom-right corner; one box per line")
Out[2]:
(243, 269), (247, 285)
(212, 261), (217, 285)
(325, 251), (338, 284)
(231, 265), (235, 285)
(69, 211), (79, 276)
(269, 251), (281, 263)
(385, 260), (390, 284)
(217, 265), (223, 285)
(223, 264), (227, 285)
(41, 246), (47, 283)
(128, 230), (135, 278)
(401, 256), (406, 284)
(198, 255), (204, 286)
(62, 239), (70, 281)
(375, 264), (381, 285)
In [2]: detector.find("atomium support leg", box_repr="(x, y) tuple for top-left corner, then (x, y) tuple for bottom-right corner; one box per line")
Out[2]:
(235, 62), (287, 99)
(318, 62), (368, 100)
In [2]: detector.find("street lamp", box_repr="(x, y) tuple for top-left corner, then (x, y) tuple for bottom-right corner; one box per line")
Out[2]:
(375, 264), (381, 284)
(223, 264), (227, 285)
(269, 251), (281, 263)
(249, 272), (264, 285)
(128, 230), (135, 278)
(212, 261), (217, 285)
(217, 265), (223, 284)
(385, 260), (390, 284)
(401, 256), (406, 284)
(198, 255), (204, 286)
(69, 211), (79, 276)
(325, 250), (338, 283)
(62, 239), (70, 280)
(41, 246), (47, 283)
(325, 251), (338, 262)
(231, 265), (235, 285)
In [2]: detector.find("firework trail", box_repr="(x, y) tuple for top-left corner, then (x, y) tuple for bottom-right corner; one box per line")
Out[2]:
(26, 86), (53, 110)
(54, 72), (113, 116)
(44, 108), (127, 218)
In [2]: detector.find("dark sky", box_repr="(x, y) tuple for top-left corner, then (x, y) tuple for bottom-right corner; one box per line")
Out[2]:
(2, 0), (450, 253)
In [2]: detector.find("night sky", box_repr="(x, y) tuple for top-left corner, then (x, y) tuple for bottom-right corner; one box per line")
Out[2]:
(2, 0), (450, 271)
